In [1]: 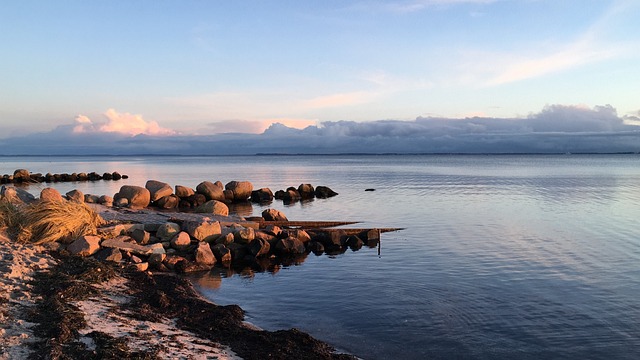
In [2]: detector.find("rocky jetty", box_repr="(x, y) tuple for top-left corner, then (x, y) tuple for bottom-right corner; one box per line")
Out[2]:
(0, 168), (128, 184)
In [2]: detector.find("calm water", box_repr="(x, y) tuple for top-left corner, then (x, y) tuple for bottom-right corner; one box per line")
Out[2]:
(3, 155), (640, 359)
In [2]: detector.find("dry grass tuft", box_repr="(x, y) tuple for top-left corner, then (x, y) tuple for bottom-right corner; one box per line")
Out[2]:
(14, 200), (104, 244)
(0, 199), (22, 230)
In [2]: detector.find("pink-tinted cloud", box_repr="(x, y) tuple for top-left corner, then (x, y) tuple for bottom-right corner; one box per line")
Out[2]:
(72, 109), (176, 136)
(208, 118), (317, 134)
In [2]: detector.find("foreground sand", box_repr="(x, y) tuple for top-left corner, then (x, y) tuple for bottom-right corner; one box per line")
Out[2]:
(0, 229), (356, 360)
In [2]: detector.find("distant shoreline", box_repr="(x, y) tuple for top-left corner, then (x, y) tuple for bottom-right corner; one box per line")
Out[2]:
(1, 152), (639, 157)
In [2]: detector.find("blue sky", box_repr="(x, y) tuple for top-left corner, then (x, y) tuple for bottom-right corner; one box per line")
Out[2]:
(1, 0), (639, 143)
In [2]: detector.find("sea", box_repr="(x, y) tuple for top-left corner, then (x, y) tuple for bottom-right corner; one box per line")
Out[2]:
(2, 154), (640, 359)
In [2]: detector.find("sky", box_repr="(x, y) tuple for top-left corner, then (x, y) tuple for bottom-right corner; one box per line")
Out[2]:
(1, 0), (639, 154)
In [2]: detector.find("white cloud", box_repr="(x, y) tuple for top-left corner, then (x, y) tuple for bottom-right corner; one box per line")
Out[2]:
(72, 109), (176, 136)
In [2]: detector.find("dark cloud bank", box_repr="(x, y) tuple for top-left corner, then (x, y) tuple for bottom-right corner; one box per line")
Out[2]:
(3, 105), (640, 155)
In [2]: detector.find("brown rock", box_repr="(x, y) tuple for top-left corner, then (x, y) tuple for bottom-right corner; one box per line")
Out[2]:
(170, 231), (192, 250)
(40, 187), (63, 203)
(145, 180), (173, 202)
(66, 189), (84, 203)
(194, 242), (216, 266)
(67, 235), (101, 256)
(195, 200), (229, 216)
(183, 220), (221, 242)
(196, 181), (225, 201)
(225, 181), (253, 202)
(175, 185), (195, 198)
(114, 185), (150, 209)
(262, 208), (288, 222)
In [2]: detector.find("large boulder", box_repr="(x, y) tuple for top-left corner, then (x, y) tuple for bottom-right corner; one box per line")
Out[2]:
(194, 242), (216, 266)
(170, 231), (192, 251)
(195, 200), (229, 216)
(262, 208), (288, 222)
(66, 189), (84, 203)
(175, 185), (195, 198)
(233, 227), (255, 244)
(98, 195), (114, 206)
(275, 238), (306, 255)
(298, 184), (315, 199)
(156, 222), (181, 242)
(315, 186), (338, 198)
(156, 194), (179, 209)
(225, 181), (253, 202)
(40, 188), (63, 203)
(211, 244), (232, 263)
(284, 229), (311, 243)
(251, 188), (274, 203)
(114, 185), (150, 209)
(145, 180), (173, 202)
(247, 238), (271, 257)
(182, 220), (221, 242)
(196, 181), (225, 202)
(67, 235), (101, 256)
(1, 186), (35, 204)
(13, 169), (30, 182)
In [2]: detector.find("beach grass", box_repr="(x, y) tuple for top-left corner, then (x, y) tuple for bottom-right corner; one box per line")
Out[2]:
(0, 200), (103, 244)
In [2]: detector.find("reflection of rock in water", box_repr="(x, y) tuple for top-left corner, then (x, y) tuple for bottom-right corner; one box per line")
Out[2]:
(191, 271), (223, 289)
(227, 201), (253, 217)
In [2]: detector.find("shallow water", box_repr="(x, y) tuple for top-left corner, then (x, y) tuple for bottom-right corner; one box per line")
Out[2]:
(4, 154), (640, 359)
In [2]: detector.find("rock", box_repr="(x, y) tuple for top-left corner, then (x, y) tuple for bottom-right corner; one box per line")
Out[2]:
(184, 193), (207, 208)
(247, 238), (270, 257)
(156, 222), (181, 242)
(77, 173), (88, 181)
(132, 262), (149, 272)
(196, 181), (225, 202)
(315, 186), (338, 198)
(40, 187), (63, 203)
(98, 195), (114, 206)
(194, 242), (216, 266)
(234, 227), (255, 244)
(1, 186), (36, 204)
(274, 190), (286, 200)
(195, 200), (229, 216)
(215, 232), (235, 246)
(227, 242), (248, 260)
(66, 189), (84, 203)
(365, 188), (375, 192)
(264, 225), (282, 237)
(163, 255), (187, 270)
(183, 220), (222, 242)
(345, 235), (364, 250)
(175, 185), (195, 198)
(67, 235), (101, 256)
(94, 248), (123, 262)
(297, 184), (315, 199)
(145, 180), (173, 202)
(148, 253), (166, 268)
(283, 188), (301, 202)
(251, 188), (274, 203)
(307, 241), (324, 254)
(101, 236), (165, 256)
(131, 229), (151, 245)
(225, 181), (253, 202)
(114, 198), (129, 207)
(262, 208), (288, 222)
(114, 185), (150, 209)
(211, 244), (232, 263)
(112, 172), (122, 180)
(284, 229), (311, 243)
(84, 194), (100, 203)
(223, 189), (234, 202)
(103, 172), (113, 180)
(275, 238), (306, 255)
(13, 169), (30, 182)
(170, 231), (192, 250)
(254, 230), (277, 244)
(156, 194), (179, 209)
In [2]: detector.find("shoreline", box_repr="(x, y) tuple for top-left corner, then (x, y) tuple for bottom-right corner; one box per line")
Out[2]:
(0, 232), (357, 359)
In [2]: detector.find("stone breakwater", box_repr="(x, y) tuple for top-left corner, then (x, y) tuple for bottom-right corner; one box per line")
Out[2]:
(0, 168), (128, 184)
(1, 173), (391, 277)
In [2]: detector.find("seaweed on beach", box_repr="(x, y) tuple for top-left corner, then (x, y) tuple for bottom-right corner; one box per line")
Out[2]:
(123, 268), (357, 360)
(27, 254), (160, 360)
